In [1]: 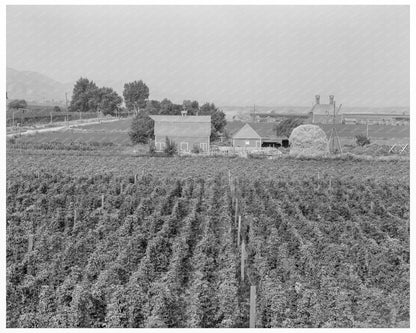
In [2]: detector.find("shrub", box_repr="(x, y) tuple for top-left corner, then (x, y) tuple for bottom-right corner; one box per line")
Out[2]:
(356, 135), (371, 146)
(148, 142), (156, 156)
(164, 137), (177, 156)
(191, 145), (201, 154)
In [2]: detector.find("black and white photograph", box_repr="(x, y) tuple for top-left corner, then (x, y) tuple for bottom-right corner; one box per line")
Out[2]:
(3, 1), (413, 330)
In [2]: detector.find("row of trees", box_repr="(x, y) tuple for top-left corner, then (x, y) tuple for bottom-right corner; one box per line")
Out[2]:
(69, 79), (226, 142)
(69, 78), (123, 116)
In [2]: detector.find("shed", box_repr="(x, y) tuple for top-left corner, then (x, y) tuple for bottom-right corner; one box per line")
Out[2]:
(231, 122), (289, 148)
(150, 114), (211, 152)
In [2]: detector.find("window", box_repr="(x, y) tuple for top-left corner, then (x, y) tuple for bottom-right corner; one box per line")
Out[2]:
(200, 143), (208, 151)
(156, 142), (165, 151)
(180, 142), (188, 152)
(245, 140), (250, 145)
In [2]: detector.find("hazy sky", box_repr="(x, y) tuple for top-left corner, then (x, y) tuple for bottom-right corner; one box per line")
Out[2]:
(7, 5), (409, 106)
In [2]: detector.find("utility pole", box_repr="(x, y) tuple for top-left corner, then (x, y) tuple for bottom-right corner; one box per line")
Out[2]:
(65, 92), (68, 111)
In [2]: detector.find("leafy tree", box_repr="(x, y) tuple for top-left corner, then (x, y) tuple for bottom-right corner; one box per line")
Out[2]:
(144, 100), (161, 115)
(199, 103), (227, 141)
(275, 118), (304, 137)
(159, 98), (182, 115)
(123, 81), (149, 114)
(53, 106), (61, 112)
(183, 100), (199, 115)
(8, 99), (27, 110)
(129, 111), (154, 144)
(69, 78), (99, 112)
(96, 87), (122, 116)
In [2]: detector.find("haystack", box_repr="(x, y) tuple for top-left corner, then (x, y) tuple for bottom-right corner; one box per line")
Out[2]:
(289, 125), (329, 157)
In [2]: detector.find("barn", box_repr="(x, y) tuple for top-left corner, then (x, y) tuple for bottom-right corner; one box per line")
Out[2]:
(150, 113), (211, 153)
(231, 122), (289, 148)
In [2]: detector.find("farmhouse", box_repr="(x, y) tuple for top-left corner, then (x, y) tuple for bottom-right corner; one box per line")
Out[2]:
(150, 113), (211, 153)
(310, 95), (343, 124)
(231, 122), (289, 148)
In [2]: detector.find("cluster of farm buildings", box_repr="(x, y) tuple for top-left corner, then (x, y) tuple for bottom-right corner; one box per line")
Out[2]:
(150, 95), (409, 154)
(252, 95), (410, 126)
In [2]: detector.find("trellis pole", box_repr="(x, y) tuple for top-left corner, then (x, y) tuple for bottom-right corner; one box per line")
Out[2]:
(234, 198), (239, 225)
(28, 234), (33, 252)
(250, 285), (256, 328)
(238, 215), (241, 247)
(241, 239), (246, 281)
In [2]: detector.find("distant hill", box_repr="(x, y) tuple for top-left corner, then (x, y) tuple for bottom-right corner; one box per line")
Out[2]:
(6, 67), (73, 105)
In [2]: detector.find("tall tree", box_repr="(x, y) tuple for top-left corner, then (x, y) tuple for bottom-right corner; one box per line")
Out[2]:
(96, 87), (123, 116)
(69, 78), (99, 112)
(159, 98), (181, 115)
(199, 103), (227, 140)
(123, 81), (149, 114)
(144, 100), (161, 115)
(182, 100), (199, 115)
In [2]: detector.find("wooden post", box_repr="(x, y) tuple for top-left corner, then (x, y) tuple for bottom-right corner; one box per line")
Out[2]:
(28, 234), (33, 252)
(120, 182), (123, 193)
(74, 209), (77, 222)
(250, 285), (256, 328)
(50, 112), (53, 124)
(241, 240), (246, 282)
(238, 215), (241, 247)
(234, 198), (238, 225)
(228, 170), (231, 187)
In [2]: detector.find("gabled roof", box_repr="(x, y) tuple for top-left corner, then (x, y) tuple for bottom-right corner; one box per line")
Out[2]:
(231, 122), (287, 140)
(233, 123), (261, 139)
(311, 104), (336, 115)
(150, 115), (211, 138)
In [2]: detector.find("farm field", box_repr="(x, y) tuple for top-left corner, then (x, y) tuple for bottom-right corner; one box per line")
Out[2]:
(6, 167), (409, 328)
(10, 128), (131, 145)
(8, 119), (410, 148)
(6, 118), (410, 328)
(319, 124), (410, 140)
(6, 150), (409, 183)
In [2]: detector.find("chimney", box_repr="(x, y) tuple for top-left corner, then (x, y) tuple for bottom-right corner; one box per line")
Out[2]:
(315, 95), (320, 105)
(181, 110), (187, 117)
(329, 95), (334, 105)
